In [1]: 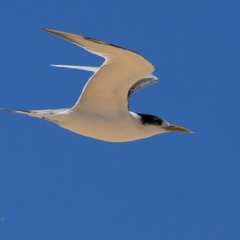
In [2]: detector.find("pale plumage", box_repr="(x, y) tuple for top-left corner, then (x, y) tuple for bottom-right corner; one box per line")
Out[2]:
(1, 28), (192, 142)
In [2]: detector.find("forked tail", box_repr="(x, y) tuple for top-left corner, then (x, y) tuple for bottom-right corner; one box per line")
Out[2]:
(0, 108), (67, 122)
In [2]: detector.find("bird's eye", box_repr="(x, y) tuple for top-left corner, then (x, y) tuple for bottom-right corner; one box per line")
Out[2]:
(153, 117), (163, 125)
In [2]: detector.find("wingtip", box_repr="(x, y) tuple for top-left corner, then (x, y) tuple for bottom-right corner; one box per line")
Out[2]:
(41, 27), (48, 31)
(41, 27), (58, 34)
(41, 28), (71, 39)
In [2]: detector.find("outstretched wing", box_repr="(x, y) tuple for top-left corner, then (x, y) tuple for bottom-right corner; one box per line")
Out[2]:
(43, 28), (154, 116)
(51, 64), (158, 104)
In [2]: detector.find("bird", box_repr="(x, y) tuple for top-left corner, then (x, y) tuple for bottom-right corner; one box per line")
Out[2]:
(1, 28), (193, 142)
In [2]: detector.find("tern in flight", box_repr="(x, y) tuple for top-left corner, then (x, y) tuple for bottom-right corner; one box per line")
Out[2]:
(1, 28), (193, 142)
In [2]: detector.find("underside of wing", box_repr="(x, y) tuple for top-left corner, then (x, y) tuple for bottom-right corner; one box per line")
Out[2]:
(128, 74), (158, 99)
(42, 28), (154, 116)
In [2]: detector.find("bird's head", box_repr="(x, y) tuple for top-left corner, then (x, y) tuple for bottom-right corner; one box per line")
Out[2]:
(136, 113), (193, 135)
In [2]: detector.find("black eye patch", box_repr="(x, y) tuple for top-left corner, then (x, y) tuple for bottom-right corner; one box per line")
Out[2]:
(137, 113), (163, 126)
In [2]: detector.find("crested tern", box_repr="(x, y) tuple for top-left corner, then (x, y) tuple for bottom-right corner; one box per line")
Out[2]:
(1, 28), (193, 142)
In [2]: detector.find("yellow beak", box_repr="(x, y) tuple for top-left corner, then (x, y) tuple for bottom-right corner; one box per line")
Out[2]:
(163, 124), (193, 133)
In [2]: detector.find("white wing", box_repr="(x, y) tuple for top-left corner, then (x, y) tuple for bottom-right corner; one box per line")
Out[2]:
(51, 65), (99, 72)
(43, 28), (154, 116)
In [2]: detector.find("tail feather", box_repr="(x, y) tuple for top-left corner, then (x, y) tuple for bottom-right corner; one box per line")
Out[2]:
(0, 108), (48, 119)
(0, 108), (67, 122)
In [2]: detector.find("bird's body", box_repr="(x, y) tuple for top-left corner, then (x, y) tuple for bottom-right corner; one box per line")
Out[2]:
(60, 111), (143, 142)
(8, 108), (166, 142)
(1, 28), (192, 142)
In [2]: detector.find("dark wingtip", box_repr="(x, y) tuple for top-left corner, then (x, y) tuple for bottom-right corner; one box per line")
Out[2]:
(41, 28), (60, 35)
(41, 27), (53, 33)
(41, 28), (69, 39)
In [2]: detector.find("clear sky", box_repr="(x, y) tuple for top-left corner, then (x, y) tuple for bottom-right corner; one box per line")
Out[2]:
(1, 1), (240, 239)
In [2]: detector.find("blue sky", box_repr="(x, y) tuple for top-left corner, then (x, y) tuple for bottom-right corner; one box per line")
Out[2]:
(1, 0), (240, 239)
